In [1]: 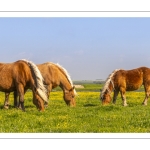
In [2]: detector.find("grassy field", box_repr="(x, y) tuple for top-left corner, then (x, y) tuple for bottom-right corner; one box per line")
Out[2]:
(0, 84), (150, 133)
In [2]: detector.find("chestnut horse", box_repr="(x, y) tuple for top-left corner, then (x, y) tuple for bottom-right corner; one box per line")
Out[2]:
(1, 59), (48, 111)
(4, 62), (77, 108)
(100, 67), (150, 106)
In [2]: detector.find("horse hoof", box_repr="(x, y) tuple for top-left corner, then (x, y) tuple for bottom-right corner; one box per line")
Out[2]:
(123, 104), (128, 106)
(39, 108), (45, 112)
(14, 106), (18, 109)
(44, 104), (48, 108)
(142, 103), (147, 106)
(3, 106), (9, 109)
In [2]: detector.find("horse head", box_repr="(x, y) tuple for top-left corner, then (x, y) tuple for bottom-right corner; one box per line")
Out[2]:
(33, 92), (45, 111)
(63, 86), (76, 107)
(100, 89), (112, 105)
(100, 69), (120, 106)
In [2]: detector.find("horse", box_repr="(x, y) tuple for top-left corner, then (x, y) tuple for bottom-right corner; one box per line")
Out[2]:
(4, 62), (77, 108)
(100, 67), (150, 106)
(0, 59), (48, 111)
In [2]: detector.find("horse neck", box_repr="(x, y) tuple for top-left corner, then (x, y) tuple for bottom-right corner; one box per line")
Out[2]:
(108, 80), (114, 93)
(59, 75), (73, 91)
(104, 69), (119, 93)
(101, 79), (114, 97)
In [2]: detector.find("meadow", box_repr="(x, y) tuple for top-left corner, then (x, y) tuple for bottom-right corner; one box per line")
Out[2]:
(0, 83), (150, 133)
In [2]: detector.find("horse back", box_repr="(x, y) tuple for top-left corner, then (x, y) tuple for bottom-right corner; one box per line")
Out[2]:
(37, 63), (60, 88)
(113, 67), (146, 91)
(0, 63), (15, 91)
(0, 61), (32, 92)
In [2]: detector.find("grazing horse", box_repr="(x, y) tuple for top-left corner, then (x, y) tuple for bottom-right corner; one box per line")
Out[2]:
(1, 60), (48, 111)
(4, 62), (77, 108)
(100, 67), (150, 106)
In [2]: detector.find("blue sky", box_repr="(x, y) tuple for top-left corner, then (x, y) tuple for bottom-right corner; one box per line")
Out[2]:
(1, 17), (150, 80)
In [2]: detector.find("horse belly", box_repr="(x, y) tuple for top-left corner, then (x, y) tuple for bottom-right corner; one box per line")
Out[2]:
(126, 85), (141, 91)
(125, 70), (143, 91)
(126, 80), (142, 91)
(0, 78), (15, 92)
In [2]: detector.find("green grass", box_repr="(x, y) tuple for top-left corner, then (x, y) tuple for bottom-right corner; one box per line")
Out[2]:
(0, 84), (149, 133)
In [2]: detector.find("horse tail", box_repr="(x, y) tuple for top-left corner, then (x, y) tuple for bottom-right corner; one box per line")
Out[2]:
(21, 59), (48, 103)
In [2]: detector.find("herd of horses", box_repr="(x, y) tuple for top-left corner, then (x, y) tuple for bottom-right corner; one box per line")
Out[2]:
(0, 59), (76, 111)
(0, 59), (150, 112)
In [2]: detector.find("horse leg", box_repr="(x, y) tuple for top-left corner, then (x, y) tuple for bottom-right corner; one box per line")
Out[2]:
(142, 93), (149, 105)
(17, 88), (28, 109)
(47, 84), (52, 99)
(44, 84), (51, 107)
(120, 88), (127, 106)
(17, 84), (25, 111)
(4, 92), (10, 109)
(113, 90), (119, 104)
(142, 86), (150, 105)
(14, 91), (19, 108)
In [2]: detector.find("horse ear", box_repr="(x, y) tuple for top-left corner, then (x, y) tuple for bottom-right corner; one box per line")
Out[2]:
(71, 86), (75, 91)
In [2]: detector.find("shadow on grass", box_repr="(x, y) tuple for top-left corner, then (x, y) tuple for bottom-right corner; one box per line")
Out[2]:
(0, 104), (35, 110)
(83, 103), (98, 107)
(100, 105), (122, 111)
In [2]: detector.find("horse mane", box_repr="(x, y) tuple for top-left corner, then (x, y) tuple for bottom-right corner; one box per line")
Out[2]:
(48, 62), (77, 95)
(100, 69), (121, 99)
(21, 59), (48, 103)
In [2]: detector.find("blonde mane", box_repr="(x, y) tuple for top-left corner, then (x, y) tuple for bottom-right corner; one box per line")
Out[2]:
(21, 59), (48, 102)
(49, 62), (77, 95)
(100, 69), (121, 99)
